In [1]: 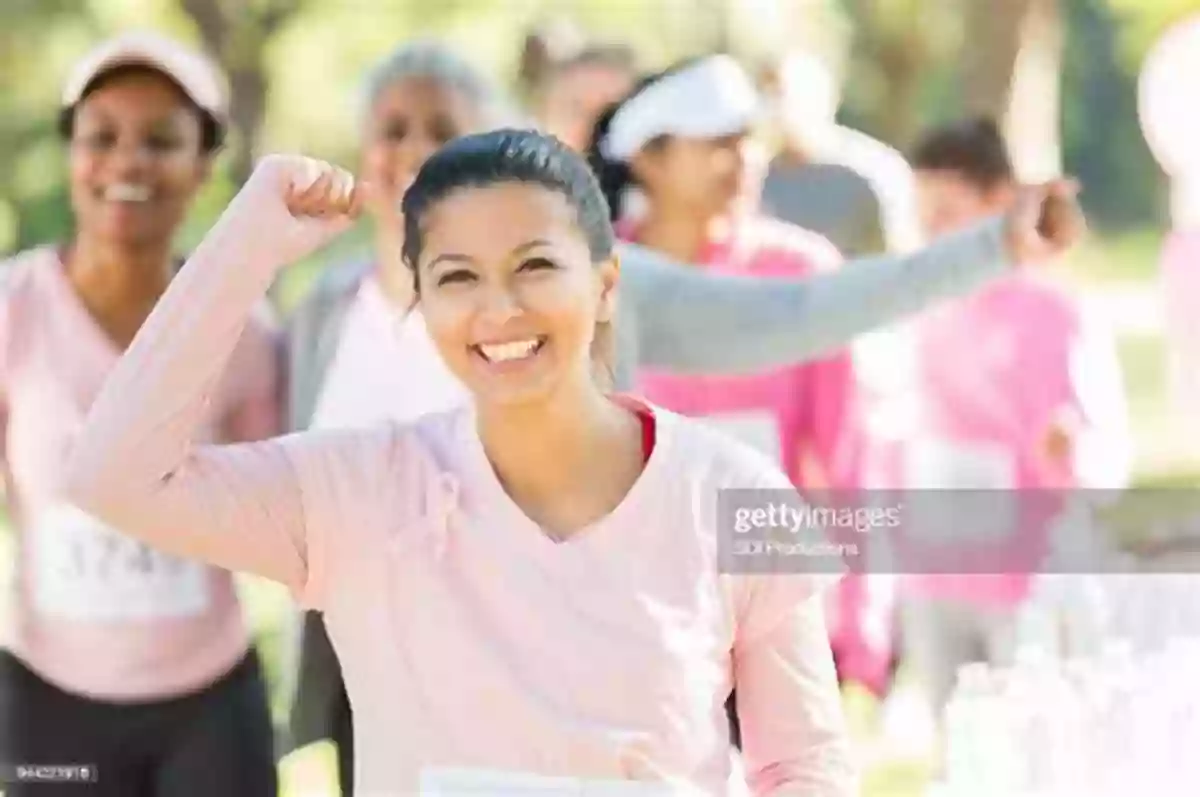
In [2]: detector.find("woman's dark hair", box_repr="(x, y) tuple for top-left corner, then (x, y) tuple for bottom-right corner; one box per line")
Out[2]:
(57, 65), (225, 154)
(583, 57), (705, 221)
(401, 128), (618, 386)
(910, 117), (1014, 192)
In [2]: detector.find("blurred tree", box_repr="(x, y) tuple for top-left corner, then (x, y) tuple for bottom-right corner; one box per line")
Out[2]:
(1105, 0), (1199, 63)
(1061, 0), (1166, 230)
(839, 0), (958, 147)
(178, 0), (307, 183)
(1006, 0), (1065, 181)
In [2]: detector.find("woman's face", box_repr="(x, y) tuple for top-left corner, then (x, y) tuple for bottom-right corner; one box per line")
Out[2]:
(68, 69), (211, 249)
(361, 77), (482, 203)
(414, 182), (617, 409)
(633, 131), (763, 219)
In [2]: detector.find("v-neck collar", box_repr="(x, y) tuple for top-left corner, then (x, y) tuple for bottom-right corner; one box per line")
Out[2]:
(453, 399), (673, 561)
(41, 248), (127, 366)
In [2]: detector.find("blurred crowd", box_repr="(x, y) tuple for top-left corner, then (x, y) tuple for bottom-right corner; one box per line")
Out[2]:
(0, 15), (1196, 797)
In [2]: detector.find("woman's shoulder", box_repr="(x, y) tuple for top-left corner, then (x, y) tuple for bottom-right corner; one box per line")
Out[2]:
(0, 245), (58, 297)
(0, 246), (64, 338)
(654, 406), (793, 491)
(739, 216), (843, 274)
(282, 406), (471, 490)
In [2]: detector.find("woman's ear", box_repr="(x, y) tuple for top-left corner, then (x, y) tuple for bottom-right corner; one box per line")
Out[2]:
(595, 254), (620, 324)
(628, 149), (657, 190)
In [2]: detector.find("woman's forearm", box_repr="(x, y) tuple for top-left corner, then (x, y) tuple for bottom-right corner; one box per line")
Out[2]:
(625, 217), (1009, 374)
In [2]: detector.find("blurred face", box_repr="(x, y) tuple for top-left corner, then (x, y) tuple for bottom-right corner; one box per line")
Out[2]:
(68, 69), (211, 248)
(362, 77), (482, 201)
(415, 182), (617, 408)
(539, 62), (635, 152)
(633, 131), (764, 219)
(917, 169), (1014, 239)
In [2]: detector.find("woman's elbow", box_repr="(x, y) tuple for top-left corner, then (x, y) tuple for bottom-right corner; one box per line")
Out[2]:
(61, 445), (139, 526)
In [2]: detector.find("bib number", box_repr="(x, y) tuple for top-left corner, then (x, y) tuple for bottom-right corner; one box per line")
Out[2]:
(905, 439), (1015, 490)
(29, 505), (210, 621)
(904, 440), (1017, 544)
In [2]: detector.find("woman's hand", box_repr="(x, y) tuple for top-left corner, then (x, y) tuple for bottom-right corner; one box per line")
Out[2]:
(1003, 178), (1086, 266)
(245, 155), (364, 265)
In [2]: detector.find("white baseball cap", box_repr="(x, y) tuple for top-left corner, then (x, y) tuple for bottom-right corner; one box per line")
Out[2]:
(62, 31), (228, 122)
(599, 55), (762, 163)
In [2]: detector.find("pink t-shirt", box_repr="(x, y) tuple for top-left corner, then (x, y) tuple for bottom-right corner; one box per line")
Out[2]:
(0, 246), (281, 701)
(885, 275), (1130, 605)
(630, 217), (863, 490)
(63, 158), (857, 796)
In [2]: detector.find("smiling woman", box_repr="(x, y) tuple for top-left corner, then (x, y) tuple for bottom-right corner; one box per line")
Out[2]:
(400, 134), (619, 404)
(0, 32), (280, 797)
(60, 138), (859, 795)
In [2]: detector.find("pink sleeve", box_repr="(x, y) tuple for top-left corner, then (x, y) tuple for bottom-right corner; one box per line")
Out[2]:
(64, 158), (349, 603)
(730, 471), (858, 796)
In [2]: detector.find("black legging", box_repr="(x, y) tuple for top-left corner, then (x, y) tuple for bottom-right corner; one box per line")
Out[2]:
(0, 649), (276, 797)
(333, 684), (354, 796)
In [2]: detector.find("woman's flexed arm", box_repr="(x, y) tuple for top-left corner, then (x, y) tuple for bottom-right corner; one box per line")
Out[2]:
(64, 156), (362, 602)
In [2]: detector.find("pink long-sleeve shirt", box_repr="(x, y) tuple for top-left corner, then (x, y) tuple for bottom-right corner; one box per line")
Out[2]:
(63, 158), (857, 796)
(0, 245), (281, 701)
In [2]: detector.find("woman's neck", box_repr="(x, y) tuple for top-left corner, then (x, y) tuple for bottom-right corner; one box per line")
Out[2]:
(65, 235), (175, 346)
(476, 378), (642, 537)
(635, 206), (717, 264)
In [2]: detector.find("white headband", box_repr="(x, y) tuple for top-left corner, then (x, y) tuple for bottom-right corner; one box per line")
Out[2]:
(600, 55), (761, 163)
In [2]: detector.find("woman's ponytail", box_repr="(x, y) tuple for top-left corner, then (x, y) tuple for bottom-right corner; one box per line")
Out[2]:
(585, 101), (635, 223)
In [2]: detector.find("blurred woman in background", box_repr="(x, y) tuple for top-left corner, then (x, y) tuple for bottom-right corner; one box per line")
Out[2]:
(0, 32), (280, 797)
(586, 53), (865, 494)
(896, 116), (1131, 719)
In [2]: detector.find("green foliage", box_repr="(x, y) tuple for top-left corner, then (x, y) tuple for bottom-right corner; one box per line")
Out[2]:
(0, 0), (1180, 247)
(1105, 0), (1199, 67)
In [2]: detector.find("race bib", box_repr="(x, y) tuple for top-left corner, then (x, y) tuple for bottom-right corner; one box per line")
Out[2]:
(904, 440), (1018, 544)
(419, 768), (673, 795)
(699, 411), (782, 463)
(905, 439), (1015, 490)
(29, 505), (210, 621)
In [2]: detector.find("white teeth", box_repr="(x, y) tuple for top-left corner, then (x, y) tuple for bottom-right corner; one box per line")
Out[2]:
(478, 339), (540, 363)
(105, 183), (151, 202)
